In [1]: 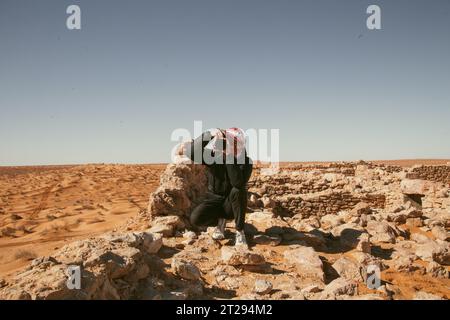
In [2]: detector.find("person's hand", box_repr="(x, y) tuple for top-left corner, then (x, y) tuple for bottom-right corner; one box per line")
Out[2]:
(210, 128), (225, 139)
(176, 141), (190, 156)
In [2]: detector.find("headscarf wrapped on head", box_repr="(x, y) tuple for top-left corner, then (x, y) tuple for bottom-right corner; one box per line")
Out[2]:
(224, 127), (246, 157)
(206, 127), (246, 158)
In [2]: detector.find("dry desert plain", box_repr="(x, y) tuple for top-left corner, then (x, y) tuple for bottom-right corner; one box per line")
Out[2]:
(0, 160), (449, 300)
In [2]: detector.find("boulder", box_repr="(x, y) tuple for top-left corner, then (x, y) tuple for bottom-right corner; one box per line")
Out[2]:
(332, 257), (364, 282)
(387, 207), (423, 224)
(283, 246), (325, 283)
(320, 278), (358, 300)
(0, 231), (164, 300)
(281, 230), (327, 250)
(320, 214), (344, 230)
(426, 262), (449, 279)
(366, 221), (396, 244)
(221, 247), (265, 266)
(140, 231), (163, 254)
(148, 163), (207, 218)
(148, 216), (185, 237)
(171, 256), (201, 281)
(339, 229), (371, 253)
(351, 202), (371, 216)
(415, 240), (450, 265)
(401, 179), (433, 196)
(331, 223), (364, 238)
(431, 226), (449, 241)
(261, 196), (276, 209)
(253, 279), (273, 295)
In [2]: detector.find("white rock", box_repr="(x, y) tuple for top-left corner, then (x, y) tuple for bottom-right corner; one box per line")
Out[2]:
(171, 257), (201, 281)
(332, 257), (364, 282)
(413, 291), (444, 300)
(283, 246), (325, 283)
(221, 247), (265, 266)
(320, 214), (344, 230)
(148, 216), (185, 237)
(253, 279), (273, 295)
(252, 234), (282, 246)
(140, 231), (163, 254)
(416, 240), (450, 265)
(431, 226), (449, 241)
(366, 221), (396, 244)
(426, 261), (449, 279)
(320, 278), (358, 299)
(400, 179), (430, 195)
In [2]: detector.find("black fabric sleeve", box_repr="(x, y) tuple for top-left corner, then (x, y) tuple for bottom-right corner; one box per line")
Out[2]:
(186, 131), (213, 164)
(225, 164), (246, 189)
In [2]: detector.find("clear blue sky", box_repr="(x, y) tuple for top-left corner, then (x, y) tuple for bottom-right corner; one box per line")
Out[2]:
(1, 0), (449, 165)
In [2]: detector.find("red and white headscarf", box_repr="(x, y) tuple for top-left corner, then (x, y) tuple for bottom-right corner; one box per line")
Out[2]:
(224, 127), (246, 157)
(207, 127), (246, 157)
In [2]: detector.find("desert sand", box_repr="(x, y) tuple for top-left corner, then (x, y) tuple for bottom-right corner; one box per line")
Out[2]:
(0, 164), (164, 277)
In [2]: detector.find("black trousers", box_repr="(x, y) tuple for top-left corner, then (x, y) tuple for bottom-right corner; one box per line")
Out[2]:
(190, 188), (247, 231)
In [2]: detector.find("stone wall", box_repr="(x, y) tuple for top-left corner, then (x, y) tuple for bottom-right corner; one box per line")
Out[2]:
(139, 161), (448, 229)
(248, 172), (346, 196)
(406, 165), (450, 184)
(275, 191), (386, 218)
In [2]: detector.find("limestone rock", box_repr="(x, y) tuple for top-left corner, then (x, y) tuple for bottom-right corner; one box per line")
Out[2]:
(320, 278), (357, 299)
(339, 229), (371, 253)
(221, 247), (265, 266)
(0, 231), (166, 300)
(301, 284), (323, 294)
(171, 256), (201, 281)
(366, 221), (396, 244)
(140, 231), (163, 254)
(400, 179), (430, 196)
(283, 246), (325, 283)
(320, 214), (344, 230)
(148, 163), (207, 217)
(415, 240), (450, 265)
(332, 257), (364, 282)
(148, 216), (185, 237)
(351, 202), (372, 216)
(413, 291), (444, 300)
(253, 279), (273, 295)
(252, 234), (282, 246)
(261, 196), (276, 209)
(426, 261), (449, 279)
(431, 226), (449, 241)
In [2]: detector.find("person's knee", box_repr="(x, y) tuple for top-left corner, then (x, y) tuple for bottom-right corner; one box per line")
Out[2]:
(190, 209), (202, 227)
(229, 187), (244, 201)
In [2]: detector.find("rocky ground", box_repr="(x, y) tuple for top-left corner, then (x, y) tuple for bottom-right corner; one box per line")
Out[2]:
(0, 161), (449, 300)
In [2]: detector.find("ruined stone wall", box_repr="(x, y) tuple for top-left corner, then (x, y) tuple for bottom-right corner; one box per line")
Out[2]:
(276, 163), (356, 176)
(406, 165), (450, 184)
(248, 164), (387, 218)
(143, 162), (448, 227)
(272, 191), (385, 217)
(248, 173), (346, 196)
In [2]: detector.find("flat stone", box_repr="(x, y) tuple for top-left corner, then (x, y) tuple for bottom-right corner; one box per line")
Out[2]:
(253, 279), (273, 295)
(221, 247), (265, 266)
(171, 257), (201, 281)
(283, 246), (325, 283)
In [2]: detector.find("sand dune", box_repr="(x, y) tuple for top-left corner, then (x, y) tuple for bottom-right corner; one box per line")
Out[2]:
(0, 164), (164, 277)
